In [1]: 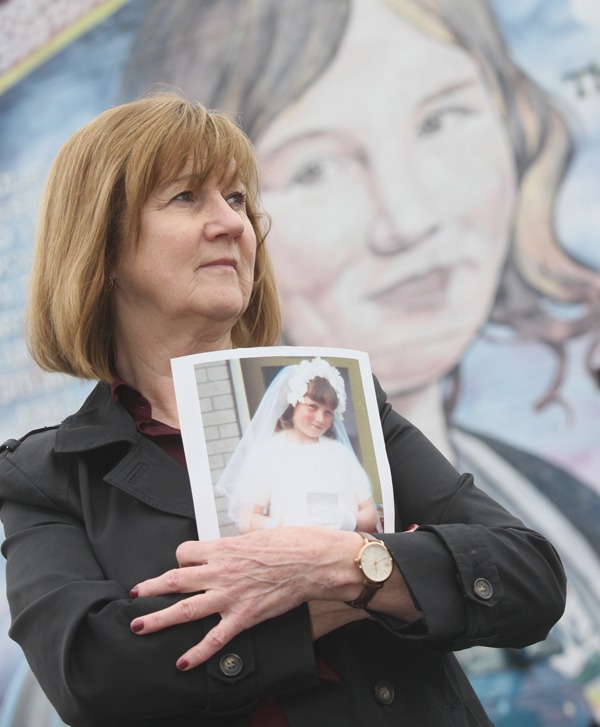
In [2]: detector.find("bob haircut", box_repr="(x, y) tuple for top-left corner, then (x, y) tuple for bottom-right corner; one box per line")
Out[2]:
(276, 376), (339, 439)
(27, 92), (281, 382)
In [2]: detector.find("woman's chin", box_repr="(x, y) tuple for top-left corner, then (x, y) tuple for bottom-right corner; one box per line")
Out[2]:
(194, 292), (249, 325)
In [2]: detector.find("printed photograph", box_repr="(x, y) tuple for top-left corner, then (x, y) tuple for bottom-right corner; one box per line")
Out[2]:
(171, 346), (394, 539)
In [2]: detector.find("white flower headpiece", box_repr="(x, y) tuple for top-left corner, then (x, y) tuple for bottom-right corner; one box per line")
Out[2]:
(286, 357), (347, 419)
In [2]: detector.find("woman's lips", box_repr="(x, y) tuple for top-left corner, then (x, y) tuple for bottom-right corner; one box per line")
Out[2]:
(199, 258), (237, 270)
(369, 266), (453, 311)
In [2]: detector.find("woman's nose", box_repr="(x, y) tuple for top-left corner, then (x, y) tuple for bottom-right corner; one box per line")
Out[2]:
(203, 195), (246, 241)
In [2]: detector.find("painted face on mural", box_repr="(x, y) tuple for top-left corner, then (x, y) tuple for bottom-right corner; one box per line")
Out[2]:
(256, 0), (517, 394)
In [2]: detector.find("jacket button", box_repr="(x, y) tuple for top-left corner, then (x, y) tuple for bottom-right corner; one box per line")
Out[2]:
(473, 577), (493, 600)
(219, 653), (243, 677)
(374, 679), (394, 705)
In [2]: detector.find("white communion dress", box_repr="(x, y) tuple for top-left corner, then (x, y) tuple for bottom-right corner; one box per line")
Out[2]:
(236, 431), (373, 530)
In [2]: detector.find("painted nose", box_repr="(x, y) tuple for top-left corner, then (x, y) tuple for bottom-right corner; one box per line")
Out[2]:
(367, 152), (438, 255)
(369, 217), (439, 256)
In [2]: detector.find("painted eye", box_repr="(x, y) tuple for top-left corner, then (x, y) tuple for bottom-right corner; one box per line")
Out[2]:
(290, 157), (353, 187)
(418, 107), (475, 137)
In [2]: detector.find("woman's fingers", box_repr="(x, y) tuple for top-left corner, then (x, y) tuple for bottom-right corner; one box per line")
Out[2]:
(129, 595), (248, 670)
(175, 617), (245, 670)
(130, 564), (206, 598)
(175, 540), (209, 567)
(130, 587), (295, 669)
(130, 592), (210, 635)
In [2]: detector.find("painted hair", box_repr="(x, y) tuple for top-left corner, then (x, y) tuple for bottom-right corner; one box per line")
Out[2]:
(27, 91), (281, 381)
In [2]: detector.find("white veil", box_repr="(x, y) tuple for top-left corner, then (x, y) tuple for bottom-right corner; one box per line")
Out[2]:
(216, 357), (357, 529)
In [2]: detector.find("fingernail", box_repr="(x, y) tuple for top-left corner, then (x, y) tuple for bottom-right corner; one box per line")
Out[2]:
(129, 586), (139, 599)
(131, 619), (144, 633)
(176, 658), (189, 671)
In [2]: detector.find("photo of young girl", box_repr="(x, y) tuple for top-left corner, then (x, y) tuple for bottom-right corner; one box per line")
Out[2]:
(217, 356), (380, 534)
(171, 347), (394, 540)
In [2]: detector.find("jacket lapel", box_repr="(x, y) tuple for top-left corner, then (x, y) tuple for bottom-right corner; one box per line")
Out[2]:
(55, 382), (195, 518)
(104, 438), (194, 518)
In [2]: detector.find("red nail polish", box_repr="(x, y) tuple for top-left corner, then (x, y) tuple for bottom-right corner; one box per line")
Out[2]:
(131, 620), (144, 633)
(176, 658), (189, 671)
(129, 587), (139, 599)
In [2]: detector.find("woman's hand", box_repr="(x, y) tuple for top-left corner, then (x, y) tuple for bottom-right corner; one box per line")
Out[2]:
(129, 527), (364, 670)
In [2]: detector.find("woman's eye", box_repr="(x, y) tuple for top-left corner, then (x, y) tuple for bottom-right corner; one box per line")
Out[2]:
(418, 107), (475, 137)
(172, 190), (194, 203)
(226, 190), (247, 209)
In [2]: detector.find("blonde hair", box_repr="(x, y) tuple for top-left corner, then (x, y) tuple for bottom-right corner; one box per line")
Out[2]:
(27, 91), (281, 382)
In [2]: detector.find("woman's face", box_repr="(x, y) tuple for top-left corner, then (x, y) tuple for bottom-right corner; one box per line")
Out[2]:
(112, 162), (256, 342)
(256, 0), (517, 393)
(292, 396), (335, 443)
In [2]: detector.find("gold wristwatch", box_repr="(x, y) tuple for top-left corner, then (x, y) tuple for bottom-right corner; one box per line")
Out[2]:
(346, 532), (394, 609)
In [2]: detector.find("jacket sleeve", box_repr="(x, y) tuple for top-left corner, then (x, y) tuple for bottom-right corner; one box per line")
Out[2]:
(371, 377), (566, 650)
(0, 434), (318, 727)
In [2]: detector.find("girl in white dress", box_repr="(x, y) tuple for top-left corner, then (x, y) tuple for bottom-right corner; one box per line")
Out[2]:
(217, 358), (380, 534)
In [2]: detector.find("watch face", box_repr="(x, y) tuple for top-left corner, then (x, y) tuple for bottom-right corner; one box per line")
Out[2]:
(360, 542), (393, 583)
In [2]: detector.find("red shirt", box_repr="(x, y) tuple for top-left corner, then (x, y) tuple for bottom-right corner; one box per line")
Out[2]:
(111, 375), (340, 725)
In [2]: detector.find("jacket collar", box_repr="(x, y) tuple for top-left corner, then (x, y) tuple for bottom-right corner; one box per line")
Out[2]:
(55, 383), (194, 519)
(55, 382), (138, 453)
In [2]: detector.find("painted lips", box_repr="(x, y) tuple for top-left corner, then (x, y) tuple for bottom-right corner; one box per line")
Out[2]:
(370, 266), (452, 310)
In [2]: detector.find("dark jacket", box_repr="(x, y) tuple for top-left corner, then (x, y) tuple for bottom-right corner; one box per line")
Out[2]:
(0, 380), (566, 726)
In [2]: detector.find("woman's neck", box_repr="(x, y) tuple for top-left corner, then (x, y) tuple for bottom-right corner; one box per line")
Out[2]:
(112, 326), (233, 428)
(388, 382), (456, 466)
(114, 351), (180, 427)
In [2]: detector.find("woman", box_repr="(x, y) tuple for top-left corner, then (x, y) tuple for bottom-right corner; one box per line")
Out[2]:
(0, 92), (565, 726)
(217, 357), (379, 533)
(119, 0), (600, 682)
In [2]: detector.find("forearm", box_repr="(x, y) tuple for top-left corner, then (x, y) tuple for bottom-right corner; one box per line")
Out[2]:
(1, 506), (318, 724)
(130, 528), (424, 663)
(308, 564), (422, 641)
(377, 379), (566, 647)
(373, 521), (566, 649)
(9, 579), (319, 725)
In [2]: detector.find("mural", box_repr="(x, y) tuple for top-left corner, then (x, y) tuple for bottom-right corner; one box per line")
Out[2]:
(0, 0), (599, 723)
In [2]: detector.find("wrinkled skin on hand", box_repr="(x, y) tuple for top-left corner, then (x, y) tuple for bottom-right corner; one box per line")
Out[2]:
(129, 527), (370, 669)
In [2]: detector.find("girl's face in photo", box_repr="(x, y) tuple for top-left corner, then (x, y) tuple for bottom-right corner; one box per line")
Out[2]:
(291, 397), (335, 443)
(257, 0), (517, 394)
